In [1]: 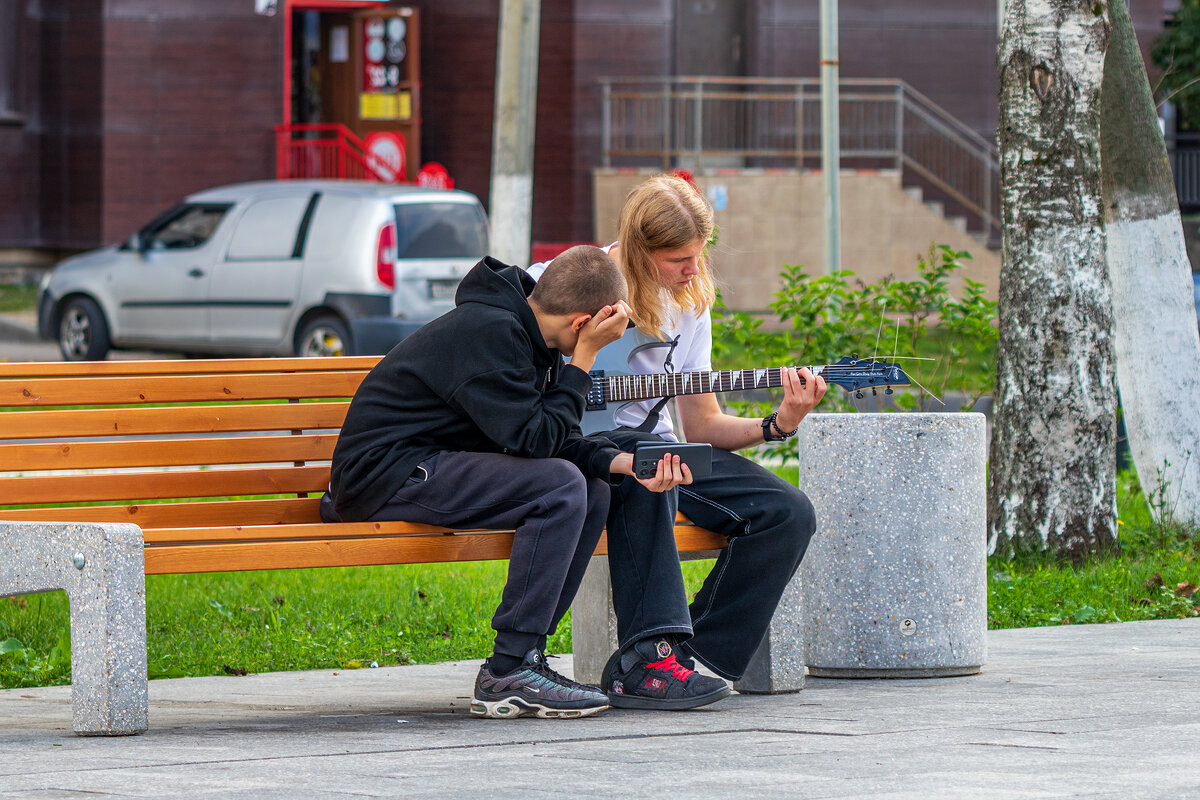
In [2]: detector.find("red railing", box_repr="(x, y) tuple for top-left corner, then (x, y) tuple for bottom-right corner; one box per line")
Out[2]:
(274, 123), (396, 183)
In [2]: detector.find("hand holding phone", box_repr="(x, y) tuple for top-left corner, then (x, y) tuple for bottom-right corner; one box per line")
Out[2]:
(634, 442), (713, 480)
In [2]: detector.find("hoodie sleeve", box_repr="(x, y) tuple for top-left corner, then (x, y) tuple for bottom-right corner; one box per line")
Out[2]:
(446, 334), (610, 471)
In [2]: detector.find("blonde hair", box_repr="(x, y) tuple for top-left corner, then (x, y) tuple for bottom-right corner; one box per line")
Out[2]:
(616, 175), (716, 337)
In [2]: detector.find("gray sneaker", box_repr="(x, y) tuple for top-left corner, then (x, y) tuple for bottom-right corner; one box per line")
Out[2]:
(471, 649), (609, 719)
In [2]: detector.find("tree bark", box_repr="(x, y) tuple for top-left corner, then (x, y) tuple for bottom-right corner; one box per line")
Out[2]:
(1102, 0), (1200, 527)
(990, 0), (1118, 558)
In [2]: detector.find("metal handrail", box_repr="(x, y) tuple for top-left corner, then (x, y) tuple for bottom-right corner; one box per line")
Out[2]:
(273, 123), (397, 183)
(598, 76), (1001, 241)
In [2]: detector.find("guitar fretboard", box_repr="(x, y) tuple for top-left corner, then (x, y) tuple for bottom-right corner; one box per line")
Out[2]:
(606, 366), (811, 403)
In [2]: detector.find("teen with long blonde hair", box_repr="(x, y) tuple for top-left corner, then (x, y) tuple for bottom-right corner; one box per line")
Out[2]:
(527, 174), (827, 710)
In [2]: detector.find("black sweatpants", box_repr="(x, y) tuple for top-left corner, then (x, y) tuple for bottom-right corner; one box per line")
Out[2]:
(601, 428), (817, 681)
(323, 451), (609, 660)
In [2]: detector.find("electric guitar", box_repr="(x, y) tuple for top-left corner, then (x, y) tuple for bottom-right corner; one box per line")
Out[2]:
(583, 355), (912, 433)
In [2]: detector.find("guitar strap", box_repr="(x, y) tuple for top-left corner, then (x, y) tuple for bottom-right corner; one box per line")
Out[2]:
(632, 335), (680, 434)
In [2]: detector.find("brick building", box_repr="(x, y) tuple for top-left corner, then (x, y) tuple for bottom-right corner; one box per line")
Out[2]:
(0, 0), (1172, 269)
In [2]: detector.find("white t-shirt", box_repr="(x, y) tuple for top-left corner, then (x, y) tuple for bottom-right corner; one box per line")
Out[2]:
(525, 245), (712, 440)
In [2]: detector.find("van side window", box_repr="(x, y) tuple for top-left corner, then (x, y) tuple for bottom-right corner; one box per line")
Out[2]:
(139, 204), (232, 251)
(393, 203), (488, 259)
(226, 195), (313, 261)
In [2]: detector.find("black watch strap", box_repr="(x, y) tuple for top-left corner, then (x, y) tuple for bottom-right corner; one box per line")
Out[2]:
(762, 412), (784, 442)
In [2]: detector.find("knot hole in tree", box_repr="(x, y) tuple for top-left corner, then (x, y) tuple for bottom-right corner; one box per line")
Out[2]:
(1031, 64), (1055, 100)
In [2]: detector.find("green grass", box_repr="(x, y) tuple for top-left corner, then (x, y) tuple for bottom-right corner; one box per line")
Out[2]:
(0, 284), (37, 313)
(3, 467), (1197, 690)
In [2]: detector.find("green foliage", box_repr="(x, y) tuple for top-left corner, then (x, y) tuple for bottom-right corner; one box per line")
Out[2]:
(712, 244), (998, 460)
(1152, 0), (1200, 132)
(987, 467), (1200, 628)
(0, 561), (573, 690)
(0, 283), (37, 313)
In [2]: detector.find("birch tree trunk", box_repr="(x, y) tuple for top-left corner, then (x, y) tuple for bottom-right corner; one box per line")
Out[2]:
(990, 0), (1118, 557)
(1102, 0), (1200, 527)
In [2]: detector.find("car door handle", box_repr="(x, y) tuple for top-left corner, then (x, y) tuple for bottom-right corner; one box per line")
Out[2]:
(188, 268), (205, 278)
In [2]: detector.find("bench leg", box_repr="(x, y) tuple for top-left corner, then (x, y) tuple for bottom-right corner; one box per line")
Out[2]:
(570, 550), (808, 691)
(732, 570), (806, 694)
(0, 523), (148, 736)
(569, 556), (618, 686)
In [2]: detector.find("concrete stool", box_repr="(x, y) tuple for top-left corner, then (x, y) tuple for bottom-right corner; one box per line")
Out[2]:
(798, 412), (988, 677)
(0, 522), (148, 735)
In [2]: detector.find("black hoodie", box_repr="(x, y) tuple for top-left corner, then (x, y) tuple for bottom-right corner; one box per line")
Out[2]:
(329, 256), (621, 521)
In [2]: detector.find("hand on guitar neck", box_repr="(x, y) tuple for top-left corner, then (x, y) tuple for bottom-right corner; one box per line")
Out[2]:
(772, 366), (828, 435)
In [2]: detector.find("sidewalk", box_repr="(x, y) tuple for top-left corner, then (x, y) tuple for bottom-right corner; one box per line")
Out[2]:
(2, 619), (1198, 798)
(0, 310), (38, 343)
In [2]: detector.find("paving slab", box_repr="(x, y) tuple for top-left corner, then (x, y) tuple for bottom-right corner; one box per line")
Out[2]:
(1, 619), (1199, 799)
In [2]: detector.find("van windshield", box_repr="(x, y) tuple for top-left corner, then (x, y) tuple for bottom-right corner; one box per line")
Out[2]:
(393, 202), (488, 259)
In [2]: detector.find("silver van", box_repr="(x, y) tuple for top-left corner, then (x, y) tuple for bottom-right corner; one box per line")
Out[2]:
(37, 180), (488, 360)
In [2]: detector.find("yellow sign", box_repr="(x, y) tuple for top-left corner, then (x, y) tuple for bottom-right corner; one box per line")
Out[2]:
(359, 91), (411, 121)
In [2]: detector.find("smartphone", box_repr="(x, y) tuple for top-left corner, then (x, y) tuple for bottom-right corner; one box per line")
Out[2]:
(634, 442), (713, 480)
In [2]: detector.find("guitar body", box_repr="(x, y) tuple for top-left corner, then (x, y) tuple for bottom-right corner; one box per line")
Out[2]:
(580, 327), (665, 435)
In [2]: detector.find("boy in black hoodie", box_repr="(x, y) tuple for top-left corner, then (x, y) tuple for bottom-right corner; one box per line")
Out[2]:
(322, 245), (692, 719)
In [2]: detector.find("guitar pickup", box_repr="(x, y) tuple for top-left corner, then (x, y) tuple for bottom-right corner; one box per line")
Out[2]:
(586, 369), (607, 411)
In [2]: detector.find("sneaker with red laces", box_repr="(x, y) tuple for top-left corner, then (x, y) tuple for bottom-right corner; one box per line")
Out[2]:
(600, 637), (730, 710)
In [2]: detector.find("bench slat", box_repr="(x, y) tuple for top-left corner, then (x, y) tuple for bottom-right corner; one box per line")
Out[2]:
(0, 372), (366, 407)
(140, 518), (723, 546)
(141, 526), (727, 574)
(144, 533), (518, 574)
(1, 433), (337, 471)
(0, 465), (330, 504)
(0, 497), (321, 528)
(0, 402), (350, 439)
(0, 356), (382, 379)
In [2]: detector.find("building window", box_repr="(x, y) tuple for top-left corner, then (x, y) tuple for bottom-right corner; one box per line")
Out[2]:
(0, 0), (18, 119)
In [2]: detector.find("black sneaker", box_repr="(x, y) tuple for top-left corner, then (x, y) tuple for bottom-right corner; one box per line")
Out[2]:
(471, 649), (609, 719)
(600, 638), (730, 710)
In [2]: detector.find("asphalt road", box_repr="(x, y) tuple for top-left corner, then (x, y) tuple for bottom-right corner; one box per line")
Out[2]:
(0, 312), (178, 362)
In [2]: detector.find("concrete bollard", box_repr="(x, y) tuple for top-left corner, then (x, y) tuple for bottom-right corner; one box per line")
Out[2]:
(798, 412), (988, 677)
(0, 522), (148, 735)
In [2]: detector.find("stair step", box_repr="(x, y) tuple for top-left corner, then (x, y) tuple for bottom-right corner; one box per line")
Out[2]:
(903, 186), (924, 202)
(946, 215), (967, 233)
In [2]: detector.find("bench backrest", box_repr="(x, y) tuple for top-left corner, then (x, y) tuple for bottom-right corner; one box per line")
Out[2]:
(0, 357), (382, 530)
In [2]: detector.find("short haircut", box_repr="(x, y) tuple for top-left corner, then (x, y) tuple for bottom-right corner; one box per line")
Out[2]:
(530, 245), (628, 316)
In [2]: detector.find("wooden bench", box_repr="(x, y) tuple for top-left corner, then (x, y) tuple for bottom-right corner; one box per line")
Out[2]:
(0, 356), (726, 734)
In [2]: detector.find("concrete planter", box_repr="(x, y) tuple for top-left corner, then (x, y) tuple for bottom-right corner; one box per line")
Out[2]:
(798, 412), (988, 678)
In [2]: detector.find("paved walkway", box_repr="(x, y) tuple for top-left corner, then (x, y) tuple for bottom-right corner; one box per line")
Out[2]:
(2, 619), (1199, 798)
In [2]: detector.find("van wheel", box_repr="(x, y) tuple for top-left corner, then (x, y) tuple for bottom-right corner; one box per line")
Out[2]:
(58, 297), (111, 361)
(296, 315), (351, 357)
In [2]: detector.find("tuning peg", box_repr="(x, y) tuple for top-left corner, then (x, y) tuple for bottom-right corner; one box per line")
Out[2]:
(855, 390), (864, 399)
(871, 387), (877, 396)
(885, 387), (893, 395)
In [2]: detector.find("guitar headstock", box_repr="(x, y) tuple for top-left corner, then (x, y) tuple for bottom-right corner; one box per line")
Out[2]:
(816, 357), (911, 393)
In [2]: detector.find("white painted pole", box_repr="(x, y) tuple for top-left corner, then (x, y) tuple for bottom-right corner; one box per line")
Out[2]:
(819, 0), (840, 275)
(488, 0), (541, 267)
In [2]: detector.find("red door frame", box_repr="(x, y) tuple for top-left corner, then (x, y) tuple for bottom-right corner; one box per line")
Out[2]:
(281, 0), (389, 126)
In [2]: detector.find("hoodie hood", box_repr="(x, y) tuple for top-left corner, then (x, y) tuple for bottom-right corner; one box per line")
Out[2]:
(454, 256), (551, 363)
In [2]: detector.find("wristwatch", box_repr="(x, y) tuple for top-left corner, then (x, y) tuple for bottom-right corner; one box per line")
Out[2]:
(762, 411), (799, 442)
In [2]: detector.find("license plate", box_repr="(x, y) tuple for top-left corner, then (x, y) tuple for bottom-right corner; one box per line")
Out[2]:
(428, 280), (459, 300)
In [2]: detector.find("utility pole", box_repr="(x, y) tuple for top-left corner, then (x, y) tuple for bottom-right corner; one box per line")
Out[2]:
(819, 0), (840, 274)
(489, 0), (541, 266)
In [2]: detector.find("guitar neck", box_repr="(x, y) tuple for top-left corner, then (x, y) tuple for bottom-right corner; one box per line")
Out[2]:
(605, 366), (803, 404)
